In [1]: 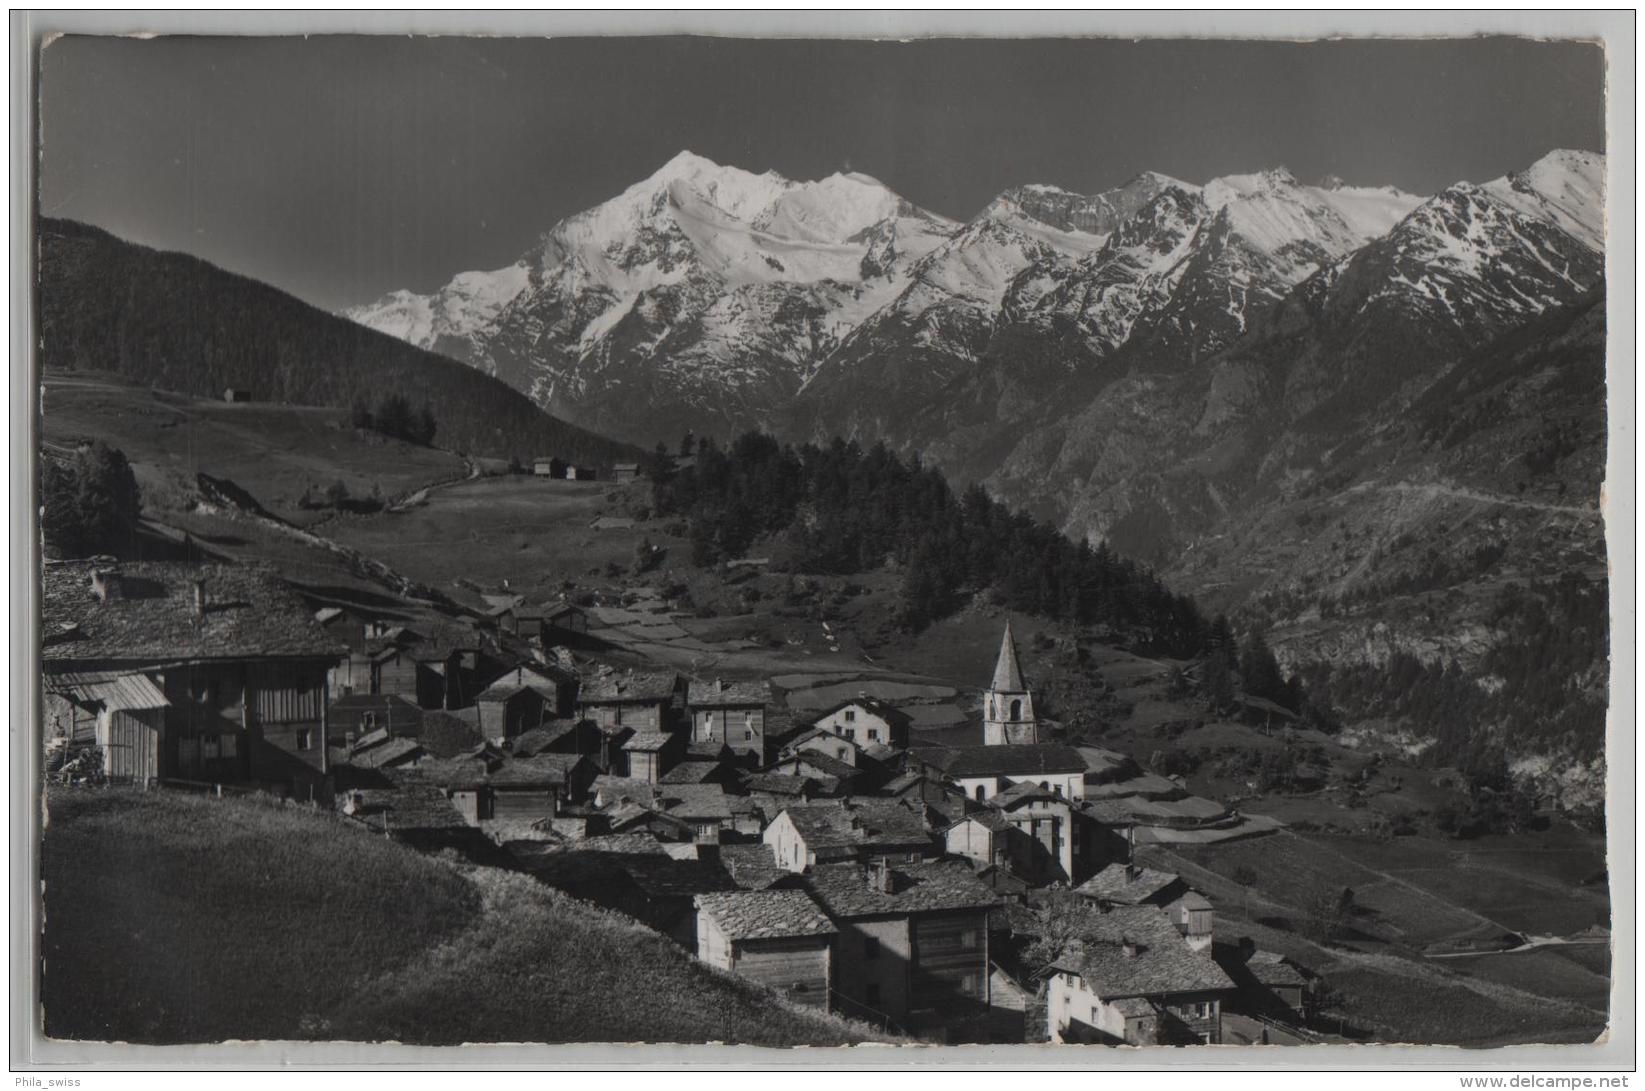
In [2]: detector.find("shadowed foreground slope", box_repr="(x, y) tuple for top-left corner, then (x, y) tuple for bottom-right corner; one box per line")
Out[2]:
(41, 789), (889, 1047)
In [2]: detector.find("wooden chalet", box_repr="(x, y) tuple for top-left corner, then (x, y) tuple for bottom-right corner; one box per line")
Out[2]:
(577, 668), (686, 733)
(694, 891), (838, 1009)
(42, 561), (346, 799)
(686, 678), (770, 765)
(804, 859), (1000, 1035)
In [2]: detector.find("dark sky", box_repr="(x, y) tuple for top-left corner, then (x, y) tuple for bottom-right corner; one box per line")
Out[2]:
(38, 35), (1606, 312)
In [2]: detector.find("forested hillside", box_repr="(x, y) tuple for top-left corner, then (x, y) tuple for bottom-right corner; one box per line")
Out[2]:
(36, 219), (639, 467)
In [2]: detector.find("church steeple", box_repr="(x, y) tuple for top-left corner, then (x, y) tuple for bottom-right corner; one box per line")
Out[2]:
(983, 621), (1041, 745)
(991, 621), (1026, 692)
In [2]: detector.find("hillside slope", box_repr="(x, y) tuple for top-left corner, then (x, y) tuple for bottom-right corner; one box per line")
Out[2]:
(41, 789), (888, 1046)
(36, 218), (639, 467)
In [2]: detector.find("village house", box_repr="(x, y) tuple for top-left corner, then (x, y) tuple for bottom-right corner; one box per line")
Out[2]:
(577, 669), (687, 733)
(1045, 903), (1234, 1045)
(221, 387), (254, 403)
(612, 461), (642, 483)
(417, 749), (597, 822)
(474, 678), (548, 742)
(763, 800), (937, 873)
(694, 890), (838, 1009)
(912, 743), (1088, 805)
(687, 678), (770, 764)
(981, 622), (1046, 746)
(807, 696), (912, 751)
(989, 781), (1103, 885)
(42, 561), (345, 799)
(1241, 949), (1313, 1017)
(1074, 864), (1214, 953)
(804, 859), (1000, 1036)
(763, 745), (867, 796)
(779, 726), (866, 766)
(623, 729), (686, 784)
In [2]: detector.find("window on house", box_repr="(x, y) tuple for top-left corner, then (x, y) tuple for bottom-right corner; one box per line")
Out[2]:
(958, 929), (978, 948)
(836, 748), (848, 760)
(743, 729), (753, 741)
(844, 709), (856, 723)
(868, 728), (879, 741)
(844, 728), (856, 741)
(296, 729), (312, 750)
(363, 712), (377, 728)
(202, 736), (220, 760)
(1053, 783), (1063, 797)
(975, 785), (986, 802)
(864, 937), (880, 959)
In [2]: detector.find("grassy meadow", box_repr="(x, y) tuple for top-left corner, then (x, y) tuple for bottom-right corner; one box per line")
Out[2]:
(41, 788), (890, 1047)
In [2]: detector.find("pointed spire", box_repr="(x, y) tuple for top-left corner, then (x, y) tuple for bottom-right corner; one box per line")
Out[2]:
(991, 621), (1026, 693)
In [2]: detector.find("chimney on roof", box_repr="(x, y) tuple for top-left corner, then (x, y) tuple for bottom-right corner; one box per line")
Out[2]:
(1126, 863), (1142, 882)
(870, 857), (894, 895)
(90, 568), (123, 603)
(192, 578), (208, 619)
(1121, 936), (1139, 959)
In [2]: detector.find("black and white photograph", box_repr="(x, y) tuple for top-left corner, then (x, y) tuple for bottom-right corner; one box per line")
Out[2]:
(14, 12), (1632, 1072)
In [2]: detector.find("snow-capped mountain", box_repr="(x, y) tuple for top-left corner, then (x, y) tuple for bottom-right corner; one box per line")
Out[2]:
(348, 151), (957, 438)
(349, 149), (1602, 466)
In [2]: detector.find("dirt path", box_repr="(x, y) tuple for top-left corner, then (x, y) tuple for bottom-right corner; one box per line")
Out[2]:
(1369, 480), (1599, 519)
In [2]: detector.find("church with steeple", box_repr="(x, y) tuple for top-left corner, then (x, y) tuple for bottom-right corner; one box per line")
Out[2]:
(983, 621), (1045, 746)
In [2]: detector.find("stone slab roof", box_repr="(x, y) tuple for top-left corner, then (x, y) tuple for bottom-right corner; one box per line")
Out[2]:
(43, 560), (345, 664)
(805, 859), (999, 919)
(914, 743), (1086, 778)
(1074, 865), (1185, 905)
(687, 678), (772, 706)
(1051, 904), (1234, 999)
(695, 890), (837, 941)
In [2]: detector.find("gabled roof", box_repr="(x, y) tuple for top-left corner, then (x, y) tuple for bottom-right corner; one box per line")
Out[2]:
(787, 749), (860, 780)
(580, 669), (681, 703)
(654, 784), (732, 821)
(687, 678), (772, 706)
(622, 730), (676, 752)
(719, 844), (790, 891)
(617, 856), (738, 899)
(509, 720), (589, 756)
(990, 621), (1028, 692)
(348, 785), (469, 833)
(1049, 904), (1233, 999)
(805, 859), (999, 918)
(696, 890), (837, 941)
(1247, 950), (1310, 988)
(913, 744), (1086, 778)
(806, 695), (913, 728)
(659, 761), (722, 785)
(1074, 864), (1186, 906)
(42, 561), (346, 664)
(776, 800), (933, 853)
(950, 810), (1013, 834)
(743, 773), (818, 797)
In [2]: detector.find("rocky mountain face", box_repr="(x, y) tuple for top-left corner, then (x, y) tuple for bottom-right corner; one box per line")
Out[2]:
(350, 149), (1608, 799)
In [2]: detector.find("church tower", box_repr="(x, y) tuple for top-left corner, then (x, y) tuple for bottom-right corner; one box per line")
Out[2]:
(983, 621), (1043, 745)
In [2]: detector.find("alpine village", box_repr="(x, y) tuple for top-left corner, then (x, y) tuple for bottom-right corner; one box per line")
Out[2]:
(36, 145), (1610, 1050)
